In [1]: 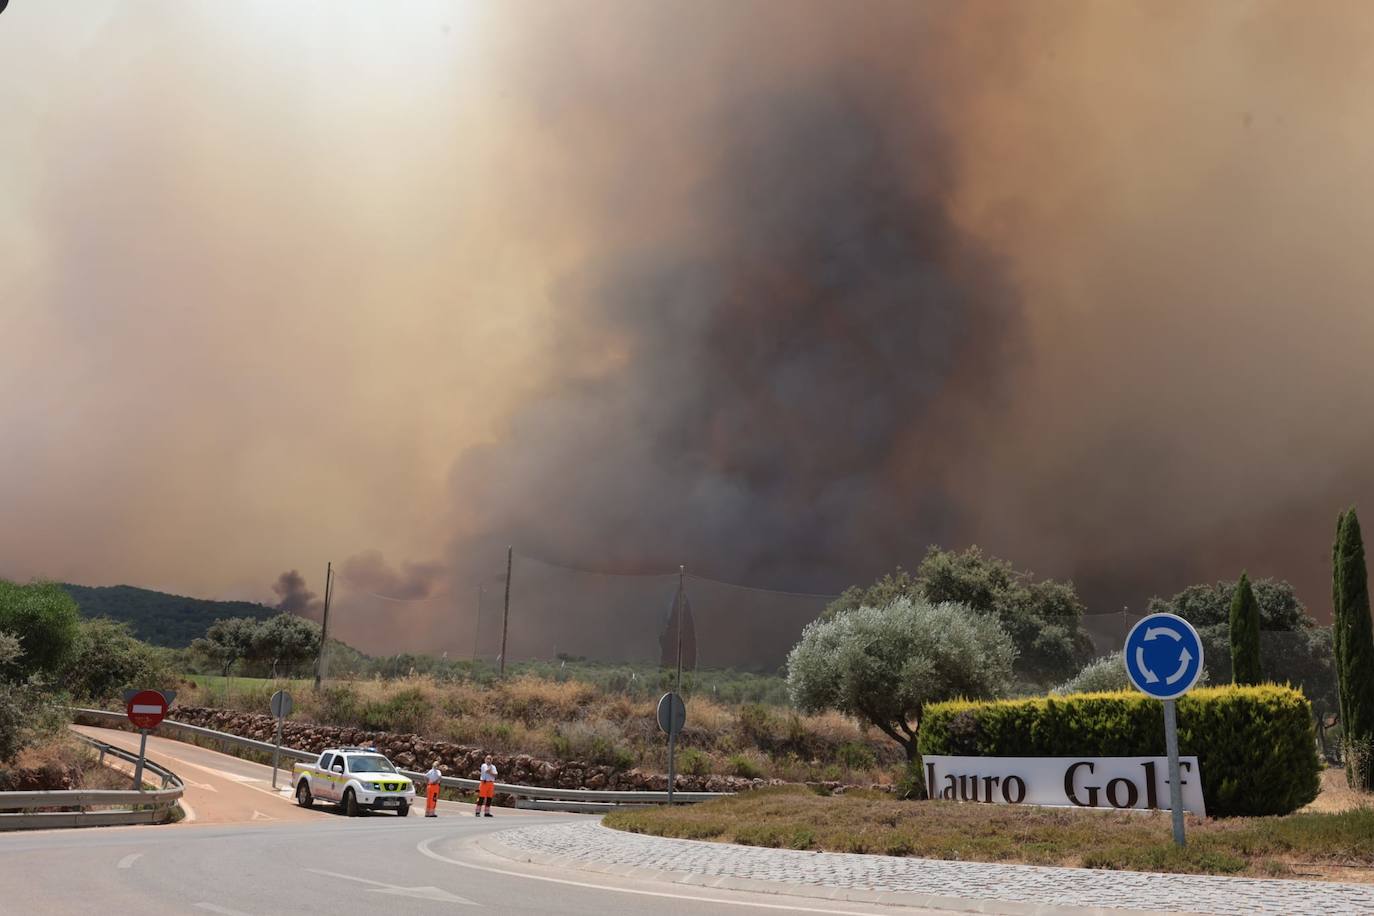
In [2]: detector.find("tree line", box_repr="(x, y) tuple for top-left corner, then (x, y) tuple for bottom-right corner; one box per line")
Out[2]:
(792, 519), (1374, 794)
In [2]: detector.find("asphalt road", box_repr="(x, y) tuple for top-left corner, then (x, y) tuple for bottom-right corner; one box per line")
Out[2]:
(0, 727), (947, 915)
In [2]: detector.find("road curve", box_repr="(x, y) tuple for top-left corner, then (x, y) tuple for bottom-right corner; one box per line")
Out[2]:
(0, 726), (947, 915)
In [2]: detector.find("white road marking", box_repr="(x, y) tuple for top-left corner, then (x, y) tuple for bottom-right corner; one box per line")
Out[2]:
(307, 868), (477, 905)
(183, 778), (219, 792)
(251, 810), (274, 821)
(415, 836), (897, 914)
(194, 904), (254, 916)
(116, 853), (142, 869)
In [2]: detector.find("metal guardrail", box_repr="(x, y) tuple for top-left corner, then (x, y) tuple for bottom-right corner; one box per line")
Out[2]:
(71, 707), (730, 805)
(0, 732), (184, 831)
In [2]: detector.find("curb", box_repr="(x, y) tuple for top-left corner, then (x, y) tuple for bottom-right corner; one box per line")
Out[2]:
(478, 830), (1184, 916)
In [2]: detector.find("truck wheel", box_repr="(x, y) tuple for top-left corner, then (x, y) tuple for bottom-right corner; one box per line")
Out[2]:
(396, 801), (409, 817)
(296, 781), (313, 808)
(343, 788), (359, 817)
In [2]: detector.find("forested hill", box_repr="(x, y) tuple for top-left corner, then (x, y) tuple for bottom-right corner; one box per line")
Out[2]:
(62, 584), (277, 648)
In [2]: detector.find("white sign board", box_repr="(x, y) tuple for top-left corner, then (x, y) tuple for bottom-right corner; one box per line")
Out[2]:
(924, 755), (1205, 817)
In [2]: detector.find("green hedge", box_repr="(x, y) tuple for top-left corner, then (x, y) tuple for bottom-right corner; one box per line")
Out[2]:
(918, 685), (1320, 817)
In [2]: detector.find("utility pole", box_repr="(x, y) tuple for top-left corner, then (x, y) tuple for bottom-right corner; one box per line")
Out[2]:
(472, 586), (483, 663)
(314, 562), (333, 690)
(675, 565), (685, 694)
(499, 546), (513, 677)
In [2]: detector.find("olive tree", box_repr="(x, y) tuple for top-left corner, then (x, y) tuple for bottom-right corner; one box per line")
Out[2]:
(193, 617), (260, 677)
(787, 598), (1016, 770)
(252, 613), (321, 678)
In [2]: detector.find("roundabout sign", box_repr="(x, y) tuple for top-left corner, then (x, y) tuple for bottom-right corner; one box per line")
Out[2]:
(1124, 613), (1203, 700)
(1123, 612), (1204, 848)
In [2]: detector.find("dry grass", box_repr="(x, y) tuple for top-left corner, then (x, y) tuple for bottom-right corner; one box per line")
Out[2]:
(179, 673), (898, 782)
(1301, 766), (1374, 814)
(605, 783), (1374, 881)
(3, 736), (134, 791)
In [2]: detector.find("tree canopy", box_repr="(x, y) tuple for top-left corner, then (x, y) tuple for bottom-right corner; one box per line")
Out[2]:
(1149, 576), (1333, 703)
(788, 597), (1016, 768)
(65, 618), (176, 702)
(823, 547), (1092, 685)
(1149, 577), (1313, 633)
(191, 613), (321, 678)
(0, 580), (80, 680)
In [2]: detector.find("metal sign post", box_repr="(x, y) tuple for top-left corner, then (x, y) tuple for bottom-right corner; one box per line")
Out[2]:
(123, 689), (173, 790)
(657, 691), (686, 803)
(132, 729), (149, 790)
(1123, 613), (1204, 847)
(270, 690), (293, 789)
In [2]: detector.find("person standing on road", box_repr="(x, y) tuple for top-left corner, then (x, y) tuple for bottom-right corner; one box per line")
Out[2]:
(425, 759), (442, 817)
(476, 755), (497, 817)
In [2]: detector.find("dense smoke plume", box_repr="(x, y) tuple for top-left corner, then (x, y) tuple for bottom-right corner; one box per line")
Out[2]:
(271, 570), (320, 616)
(4, 2), (1374, 658)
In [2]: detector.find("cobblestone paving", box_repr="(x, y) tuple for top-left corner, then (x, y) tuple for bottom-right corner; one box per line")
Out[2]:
(497, 821), (1374, 915)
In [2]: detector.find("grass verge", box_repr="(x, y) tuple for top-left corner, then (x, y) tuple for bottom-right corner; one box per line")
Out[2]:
(603, 785), (1374, 881)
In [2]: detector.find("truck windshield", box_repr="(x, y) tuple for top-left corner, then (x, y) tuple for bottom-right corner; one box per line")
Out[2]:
(347, 755), (397, 773)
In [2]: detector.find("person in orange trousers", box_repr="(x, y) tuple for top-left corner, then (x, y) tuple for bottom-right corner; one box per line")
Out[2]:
(476, 755), (497, 817)
(424, 759), (442, 817)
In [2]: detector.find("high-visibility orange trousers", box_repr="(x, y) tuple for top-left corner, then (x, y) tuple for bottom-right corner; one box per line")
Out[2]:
(426, 783), (440, 815)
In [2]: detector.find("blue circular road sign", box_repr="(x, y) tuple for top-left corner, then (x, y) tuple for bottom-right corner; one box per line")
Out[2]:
(1124, 613), (1204, 700)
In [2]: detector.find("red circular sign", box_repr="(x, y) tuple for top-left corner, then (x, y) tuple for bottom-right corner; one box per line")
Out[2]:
(126, 690), (167, 730)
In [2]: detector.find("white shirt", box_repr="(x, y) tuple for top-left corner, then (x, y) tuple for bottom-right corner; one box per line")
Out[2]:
(425, 767), (442, 785)
(479, 763), (497, 782)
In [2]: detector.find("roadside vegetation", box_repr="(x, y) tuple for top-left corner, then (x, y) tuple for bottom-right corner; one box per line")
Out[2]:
(177, 672), (898, 783)
(604, 784), (1374, 880)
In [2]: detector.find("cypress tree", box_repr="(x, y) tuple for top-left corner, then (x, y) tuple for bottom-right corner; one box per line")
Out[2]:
(1334, 508), (1374, 789)
(1229, 572), (1263, 685)
(1334, 510), (1348, 735)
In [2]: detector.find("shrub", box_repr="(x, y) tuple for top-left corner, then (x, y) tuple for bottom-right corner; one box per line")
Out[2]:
(310, 684), (364, 725)
(918, 685), (1319, 817)
(678, 747), (712, 776)
(836, 742), (877, 771)
(64, 618), (176, 703)
(728, 752), (765, 779)
(549, 720), (635, 770)
(360, 686), (433, 734)
(0, 681), (67, 763)
(0, 580), (81, 680)
(1052, 653), (1130, 695)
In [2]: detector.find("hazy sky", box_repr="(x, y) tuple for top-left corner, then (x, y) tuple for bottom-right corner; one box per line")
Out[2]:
(4, 2), (1373, 653)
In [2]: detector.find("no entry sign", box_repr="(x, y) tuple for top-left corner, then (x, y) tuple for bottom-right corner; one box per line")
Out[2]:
(126, 689), (168, 730)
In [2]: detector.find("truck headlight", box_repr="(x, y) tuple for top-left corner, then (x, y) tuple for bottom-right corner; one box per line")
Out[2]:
(366, 782), (382, 791)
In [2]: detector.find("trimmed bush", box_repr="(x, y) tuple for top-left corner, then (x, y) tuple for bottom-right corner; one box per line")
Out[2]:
(918, 685), (1319, 817)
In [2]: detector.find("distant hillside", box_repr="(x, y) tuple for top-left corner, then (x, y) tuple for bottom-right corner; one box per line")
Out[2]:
(62, 584), (277, 648)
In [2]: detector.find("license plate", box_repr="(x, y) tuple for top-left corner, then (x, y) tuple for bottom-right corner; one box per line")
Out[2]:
(380, 798), (399, 806)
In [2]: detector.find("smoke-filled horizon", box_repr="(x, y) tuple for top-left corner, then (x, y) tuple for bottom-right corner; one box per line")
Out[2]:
(4, 2), (1374, 657)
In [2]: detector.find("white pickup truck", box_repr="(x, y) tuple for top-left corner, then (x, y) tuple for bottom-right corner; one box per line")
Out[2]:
(293, 747), (416, 817)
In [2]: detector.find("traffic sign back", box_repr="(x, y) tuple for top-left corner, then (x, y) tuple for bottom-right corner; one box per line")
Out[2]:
(656, 691), (686, 736)
(270, 689), (293, 719)
(126, 689), (168, 730)
(1124, 613), (1204, 700)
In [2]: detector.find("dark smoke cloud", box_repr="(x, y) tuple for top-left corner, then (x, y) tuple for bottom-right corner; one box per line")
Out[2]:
(7, 3), (1374, 662)
(339, 551), (446, 601)
(272, 570), (320, 616)
(451, 91), (1016, 591)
